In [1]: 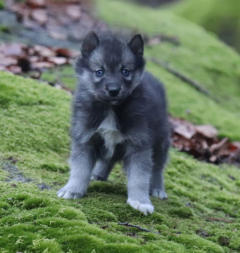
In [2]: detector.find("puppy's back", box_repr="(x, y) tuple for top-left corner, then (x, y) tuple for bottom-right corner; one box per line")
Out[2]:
(140, 71), (169, 140)
(142, 71), (167, 108)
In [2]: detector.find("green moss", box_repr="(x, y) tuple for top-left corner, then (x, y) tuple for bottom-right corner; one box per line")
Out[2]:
(23, 197), (50, 210)
(0, 0), (4, 9)
(171, 0), (240, 52)
(171, 234), (224, 253)
(32, 238), (63, 253)
(169, 206), (193, 218)
(0, 71), (70, 184)
(0, 25), (9, 33)
(41, 65), (76, 91)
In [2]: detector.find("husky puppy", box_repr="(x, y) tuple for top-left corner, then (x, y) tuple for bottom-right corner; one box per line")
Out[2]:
(57, 32), (170, 215)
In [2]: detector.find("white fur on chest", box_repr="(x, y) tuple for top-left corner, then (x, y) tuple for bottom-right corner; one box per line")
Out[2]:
(97, 110), (123, 158)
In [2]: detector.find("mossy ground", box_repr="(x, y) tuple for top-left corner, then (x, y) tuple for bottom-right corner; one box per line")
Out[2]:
(170, 0), (240, 52)
(1, 70), (240, 252)
(41, 65), (76, 91)
(0, 0), (4, 9)
(1, 0), (240, 252)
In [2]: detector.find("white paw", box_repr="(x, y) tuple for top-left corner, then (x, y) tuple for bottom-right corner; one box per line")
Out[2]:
(90, 175), (97, 181)
(152, 189), (168, 200)
(127, 199), (154, 215)
(57, 184), (85, 199)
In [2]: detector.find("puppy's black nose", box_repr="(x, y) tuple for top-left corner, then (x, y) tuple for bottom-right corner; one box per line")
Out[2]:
(107, 87), (120, 97)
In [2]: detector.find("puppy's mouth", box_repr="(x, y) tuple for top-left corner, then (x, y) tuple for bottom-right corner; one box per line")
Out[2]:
(97, 97), (124, 106)
(103, 96), (123, 105)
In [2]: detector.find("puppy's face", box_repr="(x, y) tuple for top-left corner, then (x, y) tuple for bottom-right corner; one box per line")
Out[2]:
(76, 32), (145, 105)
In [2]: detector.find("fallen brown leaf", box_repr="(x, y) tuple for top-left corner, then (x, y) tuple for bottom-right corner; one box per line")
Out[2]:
(7, 65), (22, 74)
(32, 61), (55, 69)
(0, 57), (18, 66)
(33, 45), (55, 57)
(66, 5), (82, 20)
(31, 9), (48, 25)
(48, 56), (67, 65)
(170, 117), (196, 139)
(206, 217), (234, 223)
(210, 138), (228, 153)
(26, 0), (46, 8)
(170, 116), (240, 165)
(195, 125), (218, 139)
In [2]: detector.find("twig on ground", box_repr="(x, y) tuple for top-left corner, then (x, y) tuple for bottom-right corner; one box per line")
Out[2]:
(148, 57), (220, 103)
(118, 222), (159, 234)
(145, 34), (180, 46)
(205, 217), (234, 223)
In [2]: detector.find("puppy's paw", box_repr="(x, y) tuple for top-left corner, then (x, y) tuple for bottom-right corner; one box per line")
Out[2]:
(57, 184), (85, 199)
(151, 188), (168, 200)
(127, 199), (154, 215)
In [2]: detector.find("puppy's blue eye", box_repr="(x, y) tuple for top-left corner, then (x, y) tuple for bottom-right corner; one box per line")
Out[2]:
(95, 69), (104, 77)
(121, 68), (130, 77)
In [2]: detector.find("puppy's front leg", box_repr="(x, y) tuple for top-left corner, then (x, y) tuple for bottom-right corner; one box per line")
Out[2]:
(58, 142), (95, 199)
(125, 147), (154, 215)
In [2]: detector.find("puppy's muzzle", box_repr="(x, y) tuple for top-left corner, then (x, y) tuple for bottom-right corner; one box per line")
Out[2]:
(106, 83), (121, 97)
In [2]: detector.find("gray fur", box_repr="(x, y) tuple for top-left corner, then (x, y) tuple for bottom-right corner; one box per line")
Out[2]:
(57, 32), (170, 215)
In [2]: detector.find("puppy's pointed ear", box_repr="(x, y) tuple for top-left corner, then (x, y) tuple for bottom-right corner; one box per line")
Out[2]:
(81, 32), (99, 57)
(128, 34), (144, 56)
